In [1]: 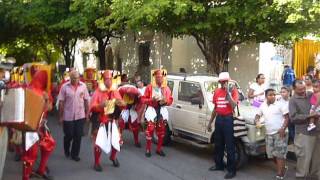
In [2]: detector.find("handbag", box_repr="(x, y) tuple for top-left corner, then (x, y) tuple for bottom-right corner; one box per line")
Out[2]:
(233, 105), (248, 138)
(39, 129), (56, 152)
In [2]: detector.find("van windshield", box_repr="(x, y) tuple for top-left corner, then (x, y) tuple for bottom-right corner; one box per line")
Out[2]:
(204, 81), (218, 102)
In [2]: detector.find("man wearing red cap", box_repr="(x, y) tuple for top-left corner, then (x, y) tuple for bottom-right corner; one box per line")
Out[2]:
(22, 70), (55, 180)
(90, 70), (125, 172)
(141, 69), (173, 157)
(207, 72), (239, 179)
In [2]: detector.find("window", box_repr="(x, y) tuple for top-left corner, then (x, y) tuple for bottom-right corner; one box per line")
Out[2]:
(167, 80), (174, 92)
(178, 81), (203, 104)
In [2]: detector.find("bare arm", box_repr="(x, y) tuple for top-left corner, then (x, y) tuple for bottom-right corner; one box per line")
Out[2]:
(254, 114), (261, 124)
(84, 99), (89, 121)
(59, 100), (64, 124)
(248, 89), (255, 99)
(279, 113), (289, 138)
(207, 111), (216, 132)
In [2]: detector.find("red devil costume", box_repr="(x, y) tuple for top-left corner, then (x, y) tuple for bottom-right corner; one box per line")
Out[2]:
(83, 68), (98, 96)
(117, 84), (142, 147)
(141, 69), (173, 157)
(90, 70), (125, 172)
(22, 70), (55, 180)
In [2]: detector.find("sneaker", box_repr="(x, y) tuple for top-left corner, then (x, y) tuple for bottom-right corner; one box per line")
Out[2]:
(134, 142), (141, 148)
(145, 151), (151, 158)
(307, 123), (316, 131)
(208, 166), (224, 171)
(31, 171), (54, 180)
(156, 150), (166, 157)
(110, 158), (120, 167)
(275, 175), (284, 180)
(93, 164), (103, 172)
(71, 156), (80, 162)
(224, 171), (236, 179)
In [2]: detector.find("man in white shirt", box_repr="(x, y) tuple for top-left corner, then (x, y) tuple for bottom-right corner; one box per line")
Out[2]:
(255, 88), (289, 180)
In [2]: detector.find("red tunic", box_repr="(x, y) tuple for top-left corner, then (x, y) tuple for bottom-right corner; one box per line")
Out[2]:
(141, 84), (173, 108)
(90, 88), (123, 123)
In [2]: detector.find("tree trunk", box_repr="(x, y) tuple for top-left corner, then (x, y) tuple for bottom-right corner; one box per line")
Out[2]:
(58, 38), (77, 68)
(97, 39), (106, 70)
(193, 35), (231, 75)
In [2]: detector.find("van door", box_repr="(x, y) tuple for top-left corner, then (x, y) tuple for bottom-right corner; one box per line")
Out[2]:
(173, 81), (206, 137)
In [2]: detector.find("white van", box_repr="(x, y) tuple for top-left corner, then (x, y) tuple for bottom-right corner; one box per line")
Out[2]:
(154, 73), (267, 168)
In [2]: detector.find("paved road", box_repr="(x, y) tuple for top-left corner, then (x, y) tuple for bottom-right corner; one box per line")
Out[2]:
(3, 114), (296, 180)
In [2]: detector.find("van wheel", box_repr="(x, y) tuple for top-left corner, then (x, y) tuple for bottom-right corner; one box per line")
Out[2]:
(223, 140), (248, 169)
(152, 124), (172, 146)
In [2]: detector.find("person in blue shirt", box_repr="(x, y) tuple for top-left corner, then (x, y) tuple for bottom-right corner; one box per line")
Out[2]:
(282, 65), (295, 87)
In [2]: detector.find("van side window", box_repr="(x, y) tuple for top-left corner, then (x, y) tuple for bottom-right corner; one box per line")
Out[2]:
(178, 81), (204, 104)
(167, 80), (174, 92)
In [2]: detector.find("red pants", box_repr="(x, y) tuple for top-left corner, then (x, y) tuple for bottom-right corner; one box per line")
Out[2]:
(22, 136), (55, 180)
(145, 120), (166, 152)
(92, 131), (118, 166)
(118, 118), (140, 145)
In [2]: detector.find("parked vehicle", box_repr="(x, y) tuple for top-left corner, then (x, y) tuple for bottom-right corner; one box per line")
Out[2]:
(153, 73), (266, 169)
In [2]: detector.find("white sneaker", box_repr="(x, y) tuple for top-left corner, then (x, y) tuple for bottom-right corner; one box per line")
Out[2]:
(307, 123), (316, 131)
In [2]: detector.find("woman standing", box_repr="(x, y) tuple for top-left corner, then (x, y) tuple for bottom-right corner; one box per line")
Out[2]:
(248, 74), (266, 107)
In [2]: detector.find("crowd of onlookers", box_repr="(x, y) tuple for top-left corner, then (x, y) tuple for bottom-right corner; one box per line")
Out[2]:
(248, 65), (319, 179)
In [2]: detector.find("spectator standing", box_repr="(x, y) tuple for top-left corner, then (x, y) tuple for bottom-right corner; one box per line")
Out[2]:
(248, 74), (266, 107)
(207, 72), (239, 179)
(282, 65), (295, 87)
(58, 70), (90, 162)
(255, 89), (289, 179)
(289, 80), (320, 179)
(278, 86), (295, 143)
(304, 75), (313, 92)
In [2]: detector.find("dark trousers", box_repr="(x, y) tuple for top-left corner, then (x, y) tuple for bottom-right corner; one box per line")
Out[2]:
(288, 121), (295, 143)
(214, 115), (236, 173)
(63, 119), (85, 158)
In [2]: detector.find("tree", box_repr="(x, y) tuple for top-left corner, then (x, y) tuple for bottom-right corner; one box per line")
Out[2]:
(26, 0), (80, 68)
(0, 0), (61, 65)
(71, 0), (124, 70)
(111, 0), (320, 73)
(0, 0), (76, 67)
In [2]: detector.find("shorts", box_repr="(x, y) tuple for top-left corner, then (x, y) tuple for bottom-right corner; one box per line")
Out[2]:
(265, 133), (288, 159)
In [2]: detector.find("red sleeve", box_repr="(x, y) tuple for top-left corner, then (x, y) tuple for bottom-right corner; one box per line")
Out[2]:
(141, 85), (153, 106)
(90, 90), (103, 113)
(112, 90), (123, 100)
(164, 87), (173, 106)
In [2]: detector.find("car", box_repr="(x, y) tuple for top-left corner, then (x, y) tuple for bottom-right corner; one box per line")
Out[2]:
(153, 73), (266, 169)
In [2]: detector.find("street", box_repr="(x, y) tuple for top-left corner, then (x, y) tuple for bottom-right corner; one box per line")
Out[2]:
(3, 114), (296, 180)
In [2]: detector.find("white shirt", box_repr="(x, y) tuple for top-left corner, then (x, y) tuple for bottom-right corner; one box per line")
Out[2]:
(257, 101), (289, 135)
(250, 82), (266, 101)
(278, 97), (289, 107)
(138, 87), (146, 96)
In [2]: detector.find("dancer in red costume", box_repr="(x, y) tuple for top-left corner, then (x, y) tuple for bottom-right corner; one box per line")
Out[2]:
(118, 84), (142, 147)
(22, 70), (55, 180)
(90, 70), (125, 172)
(83, 68), (98, 96)
(141, 69), (173, 157)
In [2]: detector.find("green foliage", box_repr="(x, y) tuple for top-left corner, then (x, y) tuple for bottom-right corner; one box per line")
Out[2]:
(111, 0), (320, 73)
